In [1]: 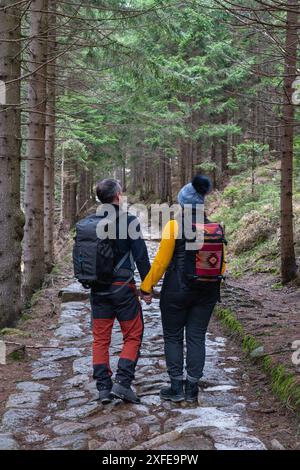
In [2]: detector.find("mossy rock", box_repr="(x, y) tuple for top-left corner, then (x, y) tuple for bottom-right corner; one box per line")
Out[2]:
(0, 328), (31, 338)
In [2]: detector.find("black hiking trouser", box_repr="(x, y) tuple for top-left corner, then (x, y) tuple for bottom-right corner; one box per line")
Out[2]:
(90, 273), (143, 391)
(160, 269), (220, 382)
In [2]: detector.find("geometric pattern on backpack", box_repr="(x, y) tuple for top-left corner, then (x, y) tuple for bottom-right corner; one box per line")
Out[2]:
(193, 222), (225, 280)
(195, 245), (223, 277)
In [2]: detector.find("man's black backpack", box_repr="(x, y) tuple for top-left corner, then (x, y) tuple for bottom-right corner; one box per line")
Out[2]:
(73, 213), (131, 289)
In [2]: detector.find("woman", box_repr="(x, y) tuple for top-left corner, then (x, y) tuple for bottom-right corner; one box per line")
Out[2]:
(140, 175), (226, 403)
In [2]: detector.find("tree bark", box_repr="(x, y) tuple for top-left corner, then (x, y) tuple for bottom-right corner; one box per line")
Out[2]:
(221, 113), (228, 183)
(211, 139), (217, 189)
(280, 0), (298, 283)
(44, 0), (56, 273)
(0, 2), (24, 327)
(158, 152), (171, 203)
(122, 158), (126, 192)
(180, 140), (188, 186)
(62, 151), (77, 227)
(78, 167), (88, 217)
(60, 143), (65, 223)
(23, 0), (48, 300)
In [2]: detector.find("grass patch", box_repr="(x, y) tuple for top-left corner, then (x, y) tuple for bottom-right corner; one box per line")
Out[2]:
(226, 239), (280, 278)
(216, 307), (244, 334)
(50, 264), (61, 275)
(30, 289), (42, 308)
(0, 328), (31, 338)
(271, 282), (283, 290)
(209, 161), (300, 278)
(8, 348), (26, 361)
(63, 252), (72, 264)
(216, 306), (300, 414)
(242, 334), (260, 354)
(20, 313), (31, 322)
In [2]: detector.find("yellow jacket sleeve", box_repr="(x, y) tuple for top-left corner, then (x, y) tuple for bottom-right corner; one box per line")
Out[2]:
(140, 219), (178, 293)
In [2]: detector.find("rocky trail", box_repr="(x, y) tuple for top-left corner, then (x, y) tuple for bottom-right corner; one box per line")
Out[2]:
(0, 242), (271, 451)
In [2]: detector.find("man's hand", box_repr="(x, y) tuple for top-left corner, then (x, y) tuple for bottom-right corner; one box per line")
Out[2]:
(140, 290), (153, 304)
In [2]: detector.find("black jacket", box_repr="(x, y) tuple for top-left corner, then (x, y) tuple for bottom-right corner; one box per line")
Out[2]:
(96, 204), (150, 282)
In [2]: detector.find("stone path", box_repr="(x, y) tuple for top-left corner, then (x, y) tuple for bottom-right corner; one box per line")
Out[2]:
(0, 243), (266, 450)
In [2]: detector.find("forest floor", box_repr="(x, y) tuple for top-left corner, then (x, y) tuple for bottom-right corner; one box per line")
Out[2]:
(213, 278), (300, 449)
(0, 240), (300, 450)
(0, 239), (74, 420)
(222, 273), (300, 379)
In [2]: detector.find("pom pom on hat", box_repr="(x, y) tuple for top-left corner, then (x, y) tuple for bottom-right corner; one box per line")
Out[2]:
(191, 175), (212, 196)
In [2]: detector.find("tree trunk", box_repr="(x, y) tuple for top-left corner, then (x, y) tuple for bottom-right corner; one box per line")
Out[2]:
(89, 167), (94, 200)
(251, 144), (255, 196)
(62, 151), (77, 226)
(122, 159), (126, 192)
(221, 113), (228, 183)
(78, 167), (88, 217)
(0, 2), (24, 327)
(211, 139), (217, 189)
(44, 0), (56, 273)
(23, 0), (48, 300)
(69, 175), (77, 225)
(180, 140), (188, 186)
(158, 152), (171, 203)
(60, 143), (65, 222)
(280, 0), (298, 283)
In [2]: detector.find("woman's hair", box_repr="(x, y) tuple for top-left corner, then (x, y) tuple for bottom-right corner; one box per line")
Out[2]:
(191, 175), (212, 196)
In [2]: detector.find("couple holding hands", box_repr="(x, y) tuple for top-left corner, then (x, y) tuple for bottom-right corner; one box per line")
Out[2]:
(76, 176), (225, 405)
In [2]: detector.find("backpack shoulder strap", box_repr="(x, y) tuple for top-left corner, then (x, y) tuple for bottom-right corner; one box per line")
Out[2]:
(113, 250), (135, 273)
(129, 251), (135, 271)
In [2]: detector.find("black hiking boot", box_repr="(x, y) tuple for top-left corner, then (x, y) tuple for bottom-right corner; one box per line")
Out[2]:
(160, 379), (184, 402)
(110, 382), (141, 404)
(185, 380), (199, 403)
(96, 378), (113, 405)
(98, 388), (113, 404)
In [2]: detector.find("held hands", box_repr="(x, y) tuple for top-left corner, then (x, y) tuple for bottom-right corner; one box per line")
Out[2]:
(140, 289), (153, 305)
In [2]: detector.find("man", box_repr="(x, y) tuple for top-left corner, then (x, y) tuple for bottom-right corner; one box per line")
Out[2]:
(91, 179), (151, 404)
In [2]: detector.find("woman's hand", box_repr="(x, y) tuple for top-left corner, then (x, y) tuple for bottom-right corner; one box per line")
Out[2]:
(140, 290), (153, 304)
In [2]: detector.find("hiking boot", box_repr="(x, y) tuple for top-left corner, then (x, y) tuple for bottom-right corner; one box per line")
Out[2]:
(185, 380), (199, 403)
(160, 379), (184, 402)
(98, 388), (113, 404)
(110, 382), (141, 404)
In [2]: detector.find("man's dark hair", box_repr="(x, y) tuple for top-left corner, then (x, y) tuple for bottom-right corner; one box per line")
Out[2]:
(96, 178), (122, 203)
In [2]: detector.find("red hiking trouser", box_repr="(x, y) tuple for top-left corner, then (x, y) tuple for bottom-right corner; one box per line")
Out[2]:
(91, 281), (143, 390)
